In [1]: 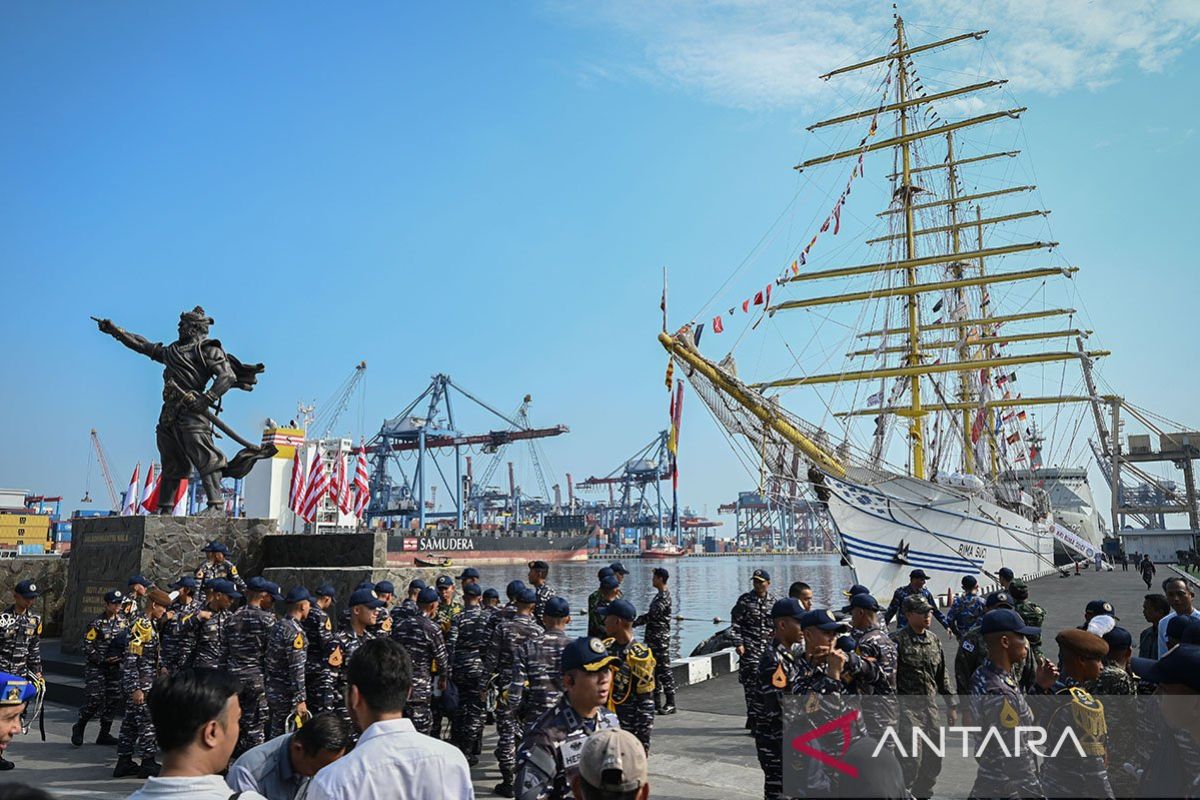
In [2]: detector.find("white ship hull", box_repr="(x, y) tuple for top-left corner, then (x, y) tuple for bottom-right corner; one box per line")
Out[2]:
(822, 469), (1058, 595)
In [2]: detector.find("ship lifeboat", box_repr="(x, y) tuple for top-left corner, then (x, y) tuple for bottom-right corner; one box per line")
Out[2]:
(414, 553), (453, 568)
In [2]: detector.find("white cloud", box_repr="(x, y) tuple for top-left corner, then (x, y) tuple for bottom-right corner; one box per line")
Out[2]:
(550, 0), (1200, 110)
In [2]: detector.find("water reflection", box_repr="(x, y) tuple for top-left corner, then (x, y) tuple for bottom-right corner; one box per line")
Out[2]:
(471, 555), (851, 660)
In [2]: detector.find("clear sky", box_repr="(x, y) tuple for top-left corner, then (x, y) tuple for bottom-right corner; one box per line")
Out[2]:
(2, 2), (1198, 525)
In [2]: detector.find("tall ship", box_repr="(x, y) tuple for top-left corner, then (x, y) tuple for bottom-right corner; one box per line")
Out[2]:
(659, 15), (1118, 591)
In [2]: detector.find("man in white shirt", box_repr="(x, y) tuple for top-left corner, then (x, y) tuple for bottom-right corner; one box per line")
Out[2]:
(1158, 576), (1200, 656)
(306, 637), (474, 800)
(127, 668), (268, 800)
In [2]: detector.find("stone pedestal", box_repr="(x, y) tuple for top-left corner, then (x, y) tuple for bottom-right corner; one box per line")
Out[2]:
(62, 516), (273, 653)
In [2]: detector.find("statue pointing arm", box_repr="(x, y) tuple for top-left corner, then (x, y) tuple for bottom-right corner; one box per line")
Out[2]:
(94, 317), (165, 363)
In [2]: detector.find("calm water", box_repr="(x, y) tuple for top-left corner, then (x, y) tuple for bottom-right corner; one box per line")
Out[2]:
(472, 554), (852, 661)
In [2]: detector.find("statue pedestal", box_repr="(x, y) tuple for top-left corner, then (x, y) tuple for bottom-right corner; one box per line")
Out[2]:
(62, 516), (273, 653)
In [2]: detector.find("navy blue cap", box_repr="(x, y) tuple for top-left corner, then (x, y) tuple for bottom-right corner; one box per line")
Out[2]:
(909, 569), (930, 580)
(544, 596), (571, 617)
(1166, 614), (1199, 641)
(355, 580), (376, 592)
(599, 575), (620, 591)
(515, 586), (538, 604)
(597, 567), (615, 580)
(1132, 644), (1200, 691)
(562, 637), (618, 673)
(417, 587), (439, 605)
(771, 598), (806, 620)
(609, 561), (629, 575)
(14, 579), (40, 599)
(998, 567), (1015, 579)
(458, 568), (480, 580)
(408, 579), (427, 592)
(483, 587), (500, 600)
(599, 598), (636, 621)
(201, 541), (229, 555)
(207, 578), (241, 599)
(1103, 626), (1133, 652)
(247, 576), (268, 592)
(802, 608), (850, 631)
(1086, 599), (1118, 619)
(286, 586), (312, 604)
(962, 575), (978, 588)
(104, 590), (124, 604)
(1183, 624), (1200, 645)
(652, 567), (669, 580)
(984, 590), (1015, 609)
(375, 580), (395, 595)
(847, 593), (882, 612)
(350, 588), (385, 608)
(506, 580), (527, 599)
(463, 582), (482, 597)
(262, 580), (283, 602)
(315, 584), (337, 598)
(170, 576), (198, 590)
(127, 575), (149, 588)
(0, 672), (37, 706)
(436, 575), (454, 589)
(842, 583), (870, 597)
(752, 568), (771, 582)
(979, 608), (1040, 637)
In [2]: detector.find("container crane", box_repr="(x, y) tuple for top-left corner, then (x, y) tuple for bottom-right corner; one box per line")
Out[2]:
(312, 361), (367, 439)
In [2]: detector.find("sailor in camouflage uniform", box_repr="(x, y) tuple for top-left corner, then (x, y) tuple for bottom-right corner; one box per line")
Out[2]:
(527, 560), (555, 627)
(448, 582), (490, 764)
(113, 588), (171, 779)
(392, 586), (450, 738)
(194, 540), (246, 601)
(586, 568), (618, 639)
(600, 599), (656, 753)
(513, 637), (620, 800)
(730, 568), (777, 733)
(1009, 578), (1047, 657)
(842, 593), (898, 743)
(1088, 626), (1138, 797)
(120, 576), (149, 621)
(753, 597), (808, 800)
(391, 579), (425, 627)
(429, 575), (461, 737)
(966, 609), (1050, 799)
(319, 588), (383, 735)
(956, 590), (1036, 694)
(633, 567), (675, 715)
(159, 576), (201, 674)
(512, 595), (573, 733)
(265, 586), (311, 739)
(946, 575), (985, 641)
(0, 580), (44, 681)
(372, 580), (395, 635)
(226, 576), (280, 756)
(72, 589), (127, 747)
(890, 593), (957, 799)
(178, 578), (239, 670)
(303, 584), (337, 710)
(884, 569), (951, 632)
(484, 585), (544, 797)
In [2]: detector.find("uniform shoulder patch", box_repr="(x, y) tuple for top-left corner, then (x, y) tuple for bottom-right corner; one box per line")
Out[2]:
(293, 631), (305, 650)
(328, 645), (344, 667)
(324, 617), (332, 631)
(962, 640), (975, 652)
(382, 617), (392, 633)
(85, 627), (98, 641)
(230, 565), (239, 575)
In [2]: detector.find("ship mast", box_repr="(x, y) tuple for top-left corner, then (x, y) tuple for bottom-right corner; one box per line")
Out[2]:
(945, 131), (974, 474)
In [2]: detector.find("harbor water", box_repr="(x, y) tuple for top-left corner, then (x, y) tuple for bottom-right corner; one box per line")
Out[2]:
(472, 554), (852, 660)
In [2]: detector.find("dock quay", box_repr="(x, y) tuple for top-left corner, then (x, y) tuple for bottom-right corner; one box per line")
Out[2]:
(14, 565), (1184, 800)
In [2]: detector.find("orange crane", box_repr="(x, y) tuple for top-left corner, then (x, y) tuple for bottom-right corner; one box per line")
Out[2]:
(86, 428), (120, 511)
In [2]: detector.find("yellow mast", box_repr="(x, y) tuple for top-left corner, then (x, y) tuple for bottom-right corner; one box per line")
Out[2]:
(895, 16), (925, 479)
(945, 131), (974, 473)
(976, 205), (1001, 477)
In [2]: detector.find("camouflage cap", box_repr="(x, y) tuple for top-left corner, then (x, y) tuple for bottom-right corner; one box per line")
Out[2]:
(902, 594), (933, 614)
(1008, 579), (1029, 601)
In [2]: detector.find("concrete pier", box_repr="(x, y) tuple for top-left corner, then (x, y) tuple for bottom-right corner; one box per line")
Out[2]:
(11, 565), (1173, 799)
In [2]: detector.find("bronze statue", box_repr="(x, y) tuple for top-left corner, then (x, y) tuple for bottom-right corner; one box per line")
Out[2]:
(94, 307), (276, 516)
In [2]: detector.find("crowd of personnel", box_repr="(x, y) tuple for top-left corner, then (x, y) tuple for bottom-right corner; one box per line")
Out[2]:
(1, 543), (1200, 800)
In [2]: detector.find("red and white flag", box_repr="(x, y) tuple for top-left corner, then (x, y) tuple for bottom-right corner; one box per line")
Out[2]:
(138, 464), (156, 516)
(288, 447), (307, 517)
(141, 474), (162, 514)
(300, 447), (329, 523)
(171, 479), (189, 517)
(331, 454), (353, 514)
(120, 464), (141, 516)
(353, 447), (371, 517)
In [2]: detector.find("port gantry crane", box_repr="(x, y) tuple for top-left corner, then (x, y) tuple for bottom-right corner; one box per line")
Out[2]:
(467, 395), (561, 527)
(575, 430), (676, 545)
(363, 375), (568, 530)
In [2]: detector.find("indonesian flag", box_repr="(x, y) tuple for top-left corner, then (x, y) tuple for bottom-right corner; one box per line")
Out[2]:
(288, 447), (307, 517)
(141, 474), (162, 514)
(171, 479), (189, 517)
(331, 454), (353, 514)
(138, 464), (156, 516)
(353, 448), (371, 517)
(120, 464), (141, 516)
(300, 446), (330, 523)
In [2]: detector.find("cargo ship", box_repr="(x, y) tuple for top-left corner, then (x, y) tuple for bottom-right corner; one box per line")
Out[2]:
(386, 529), (590, 567)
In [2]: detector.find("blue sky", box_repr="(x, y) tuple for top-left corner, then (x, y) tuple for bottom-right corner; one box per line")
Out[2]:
(2, 2), (1198, 524)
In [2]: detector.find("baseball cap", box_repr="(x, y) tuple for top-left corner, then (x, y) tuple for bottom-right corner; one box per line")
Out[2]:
(127, 575), (149, 589)
(463, 582), (482, 597)
(599, 598), (636, 621)
(802, 609), (850, 631)
(752, 568), (771, 583)
(544, 596), (571, 617)
(997, 567), (1014, 580)
(104, 590), (123, 604)
(909, 569), (930, 580)
(408, 579), (427, 592)
(579, 728), (648, 794)
(207, 579), (241, 599)
(984, 590), (1014, 609)
(355, 580), (376, 592)
(771, 598), (806, 620)
(652, 567), (670, 580)
(458, 568), (480, 580)
(506, 580), (527, 599)
(1103, 626), (1133, 653)
(375, 580), (395, 595)
(350, 588), (386, 608)
(515, 586), (538, 604)
(285, 586), (312, 605)
(314, 584), (337, 598)
(847, 593), (882, 613)
(561, 637), (618, 672)
(0, 672), (37, 706)
(417, 587), (439, 605)
(1166, 614), (1199, 642)
(1085, 600), (1118, 619)
(979, 608), (1040, 637)
(262, 580), (284, 603)
(201, 541), (229, 555)
(599, 575), (620, 591)
(436, 575), (454, 589)
(482, 587), (500, 600)
(609, 561), (629, 575)
(1132, 644), (1200, 690)
(962, 575), (978, 589)
(902, 594), (933, 614)
(1183, 623), (1200, 645)
(597, 567), (615, 581)
(14, 580), (39, 599)
(170, 576), (199, 590)
(842, 583), (870, 597)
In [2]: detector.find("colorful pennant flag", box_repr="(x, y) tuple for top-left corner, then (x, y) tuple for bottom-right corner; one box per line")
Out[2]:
(712, 315), (724, 334)
(121, 463), (141, 517)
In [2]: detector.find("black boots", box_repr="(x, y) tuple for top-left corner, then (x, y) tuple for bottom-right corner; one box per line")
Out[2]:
(494, 769), (515, 797)
(138, 759), (161, 778)
(661, 691), (677, 715)
(113, 756), (140, 778)
(0, 755), (13, 771)
(71, 718), (88, 747)
(97, 721), (119, 746)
